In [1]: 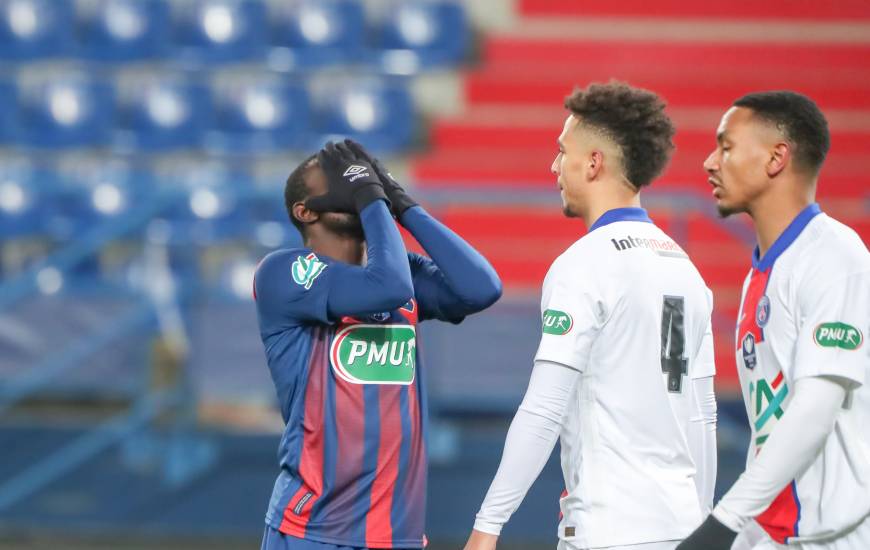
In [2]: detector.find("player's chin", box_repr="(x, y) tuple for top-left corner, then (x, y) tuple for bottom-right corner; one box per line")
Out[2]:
(323, 212), (364, 237)
(715, 200), (744, 219)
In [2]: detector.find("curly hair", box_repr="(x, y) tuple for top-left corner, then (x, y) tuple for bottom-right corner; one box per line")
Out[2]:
(564, 81), (675, 189)
(733, 90), (829, 175)
(284, 153), (318, 233)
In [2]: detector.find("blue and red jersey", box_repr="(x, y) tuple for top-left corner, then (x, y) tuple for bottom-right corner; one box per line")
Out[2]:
(254, 203), (501, 549)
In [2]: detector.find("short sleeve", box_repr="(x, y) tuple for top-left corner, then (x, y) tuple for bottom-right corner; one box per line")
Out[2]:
(533, 258), (604, 372)
(254, 249), (332, 334)
(792, 270), (869, 386)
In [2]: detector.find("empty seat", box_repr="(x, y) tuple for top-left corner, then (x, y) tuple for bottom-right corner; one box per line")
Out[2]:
(375, 1), (469, 72)
(76, 0), (170, 62)
(206, 71), (310, 154)
(0, 156), (47, 237)
(169, 0), (267, 66)
(17, 68), (114, 148)
(310, 77), (415, 153)
(268, 0), (364, 68)
(0, 78), (17, 144)
(0, 0), (73, 60)
(114, 71), (211, 152)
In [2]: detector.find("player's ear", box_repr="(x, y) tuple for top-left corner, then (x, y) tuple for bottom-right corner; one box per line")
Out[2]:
(767, 142), (789, 178)
(292, 201), (319, 225)
(587, 150), (604, 181)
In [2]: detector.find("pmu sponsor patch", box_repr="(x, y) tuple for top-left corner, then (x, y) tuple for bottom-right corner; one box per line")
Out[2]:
(543, 309), (573, 335)
(291, 253), (327, 290)
(330, 324), (416, 384)
(814, 322), (863, 350)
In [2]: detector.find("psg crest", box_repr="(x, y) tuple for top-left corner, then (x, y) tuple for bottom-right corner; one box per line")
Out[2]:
(742, 333), (757, 369)
(756, 295), (771, 327)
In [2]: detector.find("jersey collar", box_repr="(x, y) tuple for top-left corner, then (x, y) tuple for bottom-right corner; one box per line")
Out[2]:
(588, 207), (653, 232)
(752, 203), (822, 272)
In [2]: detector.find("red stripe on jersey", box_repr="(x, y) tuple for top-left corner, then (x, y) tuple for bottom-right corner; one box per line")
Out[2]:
(559, 489), (568, 520)
(737, 268), (770, 347)
(757, 481), (801, 543)
(399, 299), (419, 324)
(280, 330), (328, 537)
(772, 371), (784, 389)
(365, 387), (403, 547)
(334, 371), (365, 498)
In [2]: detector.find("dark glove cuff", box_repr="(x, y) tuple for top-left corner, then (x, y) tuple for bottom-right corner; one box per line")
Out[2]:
(353, 184), (390, 213)
(389, 191), (418, 216)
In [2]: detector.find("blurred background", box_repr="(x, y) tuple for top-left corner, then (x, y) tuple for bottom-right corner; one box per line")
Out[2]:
(0, 0), (867, 548)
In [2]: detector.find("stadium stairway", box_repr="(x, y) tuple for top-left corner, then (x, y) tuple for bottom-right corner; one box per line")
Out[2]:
(412, 0), (870, 391)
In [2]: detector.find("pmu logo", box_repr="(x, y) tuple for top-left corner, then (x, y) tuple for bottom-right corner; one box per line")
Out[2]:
(742, 333), (757, 369)
(343, 165), (370, 182)
(814, 322), (863, 350)
(542, 309), (573, 335)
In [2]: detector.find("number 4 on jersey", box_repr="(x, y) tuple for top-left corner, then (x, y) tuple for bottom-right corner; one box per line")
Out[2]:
(661, 296), (688, 393)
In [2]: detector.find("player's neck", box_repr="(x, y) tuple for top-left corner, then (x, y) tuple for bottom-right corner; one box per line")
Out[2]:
(749, 181), (816, 258)
(583, 190), (642, 230)
(306, 233), (366, 265)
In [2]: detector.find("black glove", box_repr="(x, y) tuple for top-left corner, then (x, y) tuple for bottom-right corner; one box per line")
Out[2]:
(305, 141), (388, 214)
(342, 139), (418, 217)
(676, 515), (738, 550)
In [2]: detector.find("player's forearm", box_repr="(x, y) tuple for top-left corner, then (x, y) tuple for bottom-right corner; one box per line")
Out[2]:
(475, 361), (578, 534)
(399, 206), (502, 310)
(713, 376), (847, 531)
(327, 200), (413, 316)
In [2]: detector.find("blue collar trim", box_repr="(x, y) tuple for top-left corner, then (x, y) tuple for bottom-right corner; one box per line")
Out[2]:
(589, 207), (653, 232)
(752, 203), (822, 271)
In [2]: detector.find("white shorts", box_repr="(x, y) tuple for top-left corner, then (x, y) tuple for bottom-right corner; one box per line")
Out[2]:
(558, 540), (678, 550)
(736, 513), (870, 550)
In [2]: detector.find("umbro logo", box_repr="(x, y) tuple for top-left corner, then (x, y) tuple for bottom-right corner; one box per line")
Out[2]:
(343, 165), (370, 182)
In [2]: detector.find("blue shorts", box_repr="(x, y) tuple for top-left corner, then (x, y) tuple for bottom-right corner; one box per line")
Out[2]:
(260, 526), (421, 550)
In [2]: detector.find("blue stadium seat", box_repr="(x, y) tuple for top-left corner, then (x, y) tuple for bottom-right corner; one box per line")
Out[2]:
(0, 0), (73, 60)
(268, 0), (364, 68)
(0, 157), (47, 237)
(0, 78), (17, 144)
(17, 70), (114, 149)
(206, 73), (310, 154)
(310, 78), (415, 153)
(375, 1), (469, 72)
(114, 72), (211, 152)
(76, 0), (170, 62)
(170, 0), (267, 66)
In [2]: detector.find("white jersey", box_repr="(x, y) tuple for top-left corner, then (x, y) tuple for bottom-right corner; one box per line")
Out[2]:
(734, 205), (870, 544)
(534, 208), (715, 548)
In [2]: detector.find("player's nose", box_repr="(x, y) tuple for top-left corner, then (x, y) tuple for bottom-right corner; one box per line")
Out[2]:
(550, 155), (560, 176)
(703, 150), (718, 174)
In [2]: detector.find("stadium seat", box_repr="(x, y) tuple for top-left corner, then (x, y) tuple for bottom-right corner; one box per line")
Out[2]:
(0, 156), (47, 237)
(114, 71), (211, 152)
(169, 0), (267, 66)
(309, 77), (415, 153)
(206, 72), (311, 154)
(0, 78), (17, 144)
(76, 0), (171, 62)
(0, 0), (73, 60)
(17, 69), (114, 149)
(268, 0), (365, 68)
(374, 1), (470, 73)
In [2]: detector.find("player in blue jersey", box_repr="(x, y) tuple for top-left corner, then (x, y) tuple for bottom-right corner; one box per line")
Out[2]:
(254, 140), (502, 550)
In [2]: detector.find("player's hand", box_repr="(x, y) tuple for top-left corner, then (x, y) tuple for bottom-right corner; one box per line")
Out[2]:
(342, 138), (419, 218)
(463, 529), (498, 550)
(676, 514), (738, 550)
(305, 141), (389, 214)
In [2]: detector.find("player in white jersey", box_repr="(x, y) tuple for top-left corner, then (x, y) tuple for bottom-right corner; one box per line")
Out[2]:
(678, 92), (870, 550)
(464, 82), (718, 550)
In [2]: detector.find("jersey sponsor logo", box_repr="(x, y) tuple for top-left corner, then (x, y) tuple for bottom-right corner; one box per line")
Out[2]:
(542, 309), (573, 335)
(330, 324), (416, 385)
(742, 332), (757, 369)
(610, 235), (687, 258)
(749, 371), (788, 450)
(813, 322), (863, 350)
(291, 253), (327, 290)
(756, 295), (771, 327)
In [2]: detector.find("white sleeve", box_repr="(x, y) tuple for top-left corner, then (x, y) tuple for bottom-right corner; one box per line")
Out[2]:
(473, 360), (581, 535)
(712, 376), (849, 531)
(533, 258), (604, 371)
(692, 316), (716, 379)
(792, 270), (869, 385)
(688, 375), (717, 515)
